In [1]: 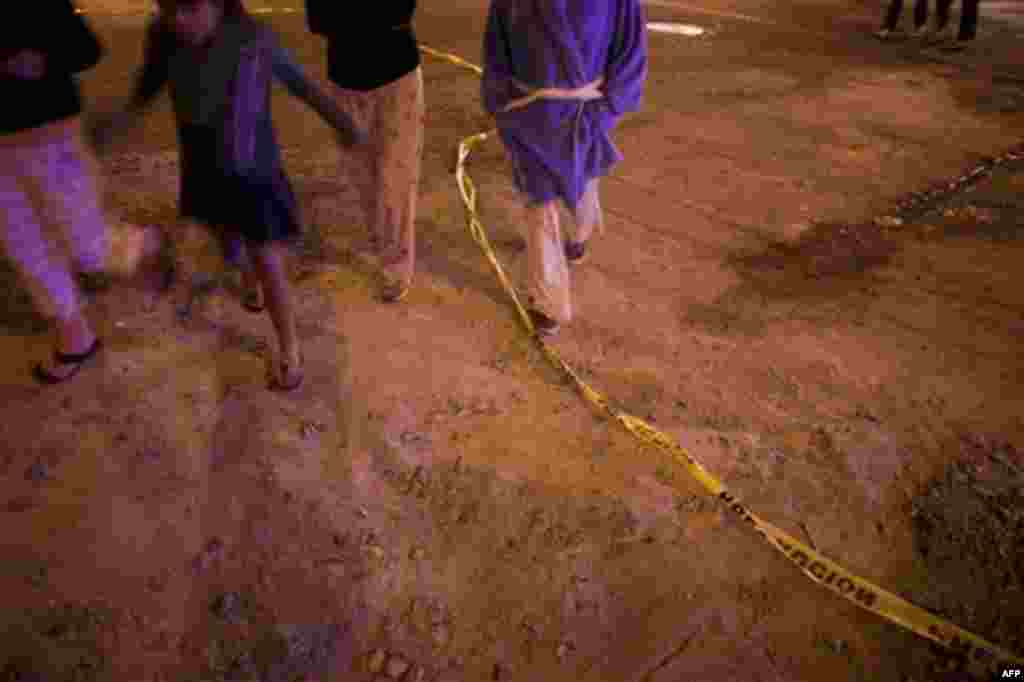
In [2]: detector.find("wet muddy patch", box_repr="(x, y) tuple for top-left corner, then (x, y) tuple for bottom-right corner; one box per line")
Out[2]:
(904, 435), (1024, 676)
(727, 219), (895, 298)
(0, 601), (117, 682)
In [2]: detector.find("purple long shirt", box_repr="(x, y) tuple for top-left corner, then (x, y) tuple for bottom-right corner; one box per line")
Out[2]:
(481, 0), (647, 208)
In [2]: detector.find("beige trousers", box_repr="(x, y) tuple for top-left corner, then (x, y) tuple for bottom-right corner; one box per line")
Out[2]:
(328, 67), (424, 286)
(0, 117), (108, 321)
(522, 178), (604, 324)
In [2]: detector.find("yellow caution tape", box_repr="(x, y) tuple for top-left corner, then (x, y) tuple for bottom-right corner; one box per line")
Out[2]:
(54, 7), (1023, 669)
(421, 45), (1024, 676)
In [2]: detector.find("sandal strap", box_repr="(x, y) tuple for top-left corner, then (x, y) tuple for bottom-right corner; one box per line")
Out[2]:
(54, 338), (101, 364)
(275, 357), (303, 390)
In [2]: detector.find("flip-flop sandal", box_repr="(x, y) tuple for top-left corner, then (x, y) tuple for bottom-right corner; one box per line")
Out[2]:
(32, 338), (103, 385)
(242, 290), (265, 313)
(269, 355), (304, 392)
(527, 309), (560, 337)
(380, 280), (410, 303)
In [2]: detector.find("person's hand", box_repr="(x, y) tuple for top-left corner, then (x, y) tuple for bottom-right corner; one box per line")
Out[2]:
(2, 50), (46, 80)
(84, 110), (132, 155)
(84, 115), (115, 154)
(335, 122), (366, 148)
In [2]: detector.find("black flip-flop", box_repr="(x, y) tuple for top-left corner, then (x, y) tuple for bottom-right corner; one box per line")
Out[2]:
(527, 309), (560, 337)
(269, 355), (304, 392)
(32, 337), (103, 385)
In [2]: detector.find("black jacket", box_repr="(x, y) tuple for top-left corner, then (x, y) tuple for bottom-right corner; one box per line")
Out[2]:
(304, 0), (419, 90)
(0, 0), (103, 134)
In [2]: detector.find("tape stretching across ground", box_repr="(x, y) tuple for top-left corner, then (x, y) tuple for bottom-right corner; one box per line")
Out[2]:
(419, 45), (1024, 676)
(57, 5), (1024, 671)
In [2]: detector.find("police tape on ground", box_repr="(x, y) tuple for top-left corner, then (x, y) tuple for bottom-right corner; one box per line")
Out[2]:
(419, 44), (1024, 676)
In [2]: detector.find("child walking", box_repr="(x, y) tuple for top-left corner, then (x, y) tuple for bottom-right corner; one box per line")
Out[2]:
(91, 0), (363, 391)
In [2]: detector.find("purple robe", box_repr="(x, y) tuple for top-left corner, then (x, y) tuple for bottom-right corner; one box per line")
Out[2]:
(481, 0), (647, 209)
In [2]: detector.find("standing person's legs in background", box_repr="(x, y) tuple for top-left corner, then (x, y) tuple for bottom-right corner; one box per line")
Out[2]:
(0, 126), (104, 382)
(925, 0), (957, 42)
(881, 0), (907, 32)
(878, 0), (930, 37)
(374, 67), (424, 303)
(913, 0), (931, 33)
(951, 0), (980, 44)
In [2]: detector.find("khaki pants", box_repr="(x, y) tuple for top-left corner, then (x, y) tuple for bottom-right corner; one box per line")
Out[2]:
(0, 117), (108, 321)
(522, 177), (603, 324)
(328, 67), (424, 286)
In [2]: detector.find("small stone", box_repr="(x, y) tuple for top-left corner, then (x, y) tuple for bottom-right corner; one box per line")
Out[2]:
(400, 431), (422, 445)
(556, 643), (569, 660)
(430, 624), (450, 647)
(405, 665), (427, 682)
(427, 602), (446, 626)
(366, 649), (387, 674)
(203, 537), (225, 563)
(357, 507), (369, 518)
(211, 591), (244, 623)
(492, 662), (512, 680)
(873, 216), (903, 228)
(385, 654), (410, 678)
(366, 545), (385, 560)
(138, 448), (161, 462)
(409, 547), (426, 561)
(25, 462), (50, 483)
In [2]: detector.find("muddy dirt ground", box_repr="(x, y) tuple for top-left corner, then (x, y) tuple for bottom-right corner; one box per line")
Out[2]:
(1, 1), (1023, 681)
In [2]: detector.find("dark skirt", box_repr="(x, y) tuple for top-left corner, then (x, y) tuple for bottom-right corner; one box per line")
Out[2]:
(177, 124), (301, 257)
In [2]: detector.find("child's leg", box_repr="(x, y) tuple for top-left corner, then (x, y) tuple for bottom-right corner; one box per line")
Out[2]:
(250, 240), (301, 383)
(216, 227), (260, 301)
(236, 240), (264, 311)
(171, 220), (226, 316)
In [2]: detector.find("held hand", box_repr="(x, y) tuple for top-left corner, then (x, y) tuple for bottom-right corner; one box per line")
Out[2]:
(335, 122), (367, 148)
(2, 49), (46, 80)
(84, 110), (131, 155)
